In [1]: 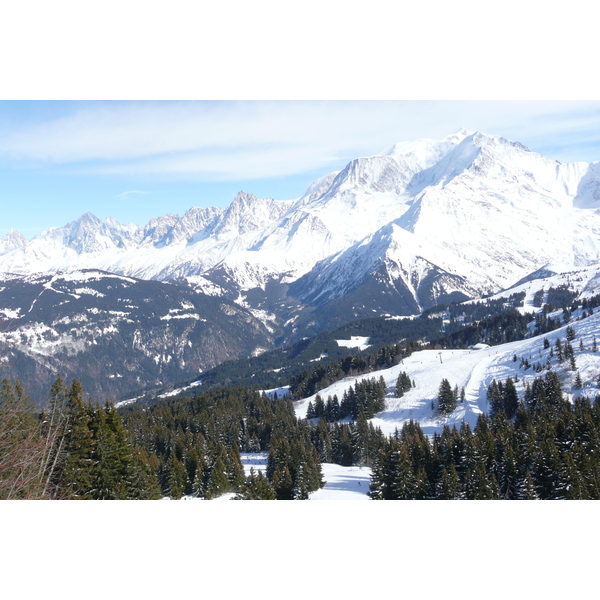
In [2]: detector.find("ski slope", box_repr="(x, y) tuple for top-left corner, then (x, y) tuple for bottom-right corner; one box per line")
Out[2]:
(294, 309), (600, 437)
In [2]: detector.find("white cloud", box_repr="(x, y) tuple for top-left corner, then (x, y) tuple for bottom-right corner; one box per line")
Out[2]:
(114, 190), (151, 199)
(1, 101), (600, 180)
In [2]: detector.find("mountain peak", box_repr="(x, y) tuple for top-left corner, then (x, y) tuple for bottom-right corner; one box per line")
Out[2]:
(469, 130), (530, 153)
(233, 191), (259, 204)
(455, 127), (473, 137)
(0, 229), (27, 253)
(75, 211), (103, 229)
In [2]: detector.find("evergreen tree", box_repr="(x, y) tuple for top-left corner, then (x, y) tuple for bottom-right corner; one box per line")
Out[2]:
(165, 451), (187, 499)
(438, 379), (456, 414)
(487, 379), (502, 417)
(389, 445), (417, 500)
(395, 372), (412, 398)
(503, 377), (519, 419)
(234, 467), (276, 500)
(128, 446), (161, 499)
(205, 453), (230, 499)
(60, 380), (96, 499)
(368, 447), (389, 500)
(569, 351), (577, 371)
(516, 470), (539, 500)
(556, 338), (564, 363)
(313, 395), (325, 419)
(272, 464), (294, 500)
(436, 464), (461, 499)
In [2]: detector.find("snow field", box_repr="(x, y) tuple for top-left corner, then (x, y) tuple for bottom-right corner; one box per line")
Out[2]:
(210, 453), (371, 500)
(294, 310), (600, 438)
(336, 336), (371, 350)
(308, 464), (371, 500)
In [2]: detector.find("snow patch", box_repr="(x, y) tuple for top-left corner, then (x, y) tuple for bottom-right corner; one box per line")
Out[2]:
(336, 336), (371, 350)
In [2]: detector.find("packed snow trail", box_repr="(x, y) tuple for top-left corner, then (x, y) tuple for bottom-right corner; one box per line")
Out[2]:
(295, 309), (600, 437)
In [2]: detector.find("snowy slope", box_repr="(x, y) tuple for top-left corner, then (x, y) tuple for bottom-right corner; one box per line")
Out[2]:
(294, 309), (600, 437)
(471, 264), (600, 314)
(201, 453), (372, 501)
(3, 130), (600, 308)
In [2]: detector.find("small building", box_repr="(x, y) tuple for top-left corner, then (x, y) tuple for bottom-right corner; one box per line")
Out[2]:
(470, 343), (490, 350)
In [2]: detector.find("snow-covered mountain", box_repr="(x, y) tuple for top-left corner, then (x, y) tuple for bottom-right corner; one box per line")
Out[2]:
(3, 129), (600, 334)
(0, 269), (275, 403)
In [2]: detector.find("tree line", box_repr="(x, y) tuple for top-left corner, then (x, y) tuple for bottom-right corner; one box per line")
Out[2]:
(369, 373), (600, 499)
(120, 386), (323, 500)
(0, 376), (160, 499)
(305, 376), (387, 422)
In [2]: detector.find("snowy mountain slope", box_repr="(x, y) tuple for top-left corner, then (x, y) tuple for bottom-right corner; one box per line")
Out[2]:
(3, 130), (600, 337)
(0, 269), (275, 404)
(293, 309), (600, 437)
(289, 220), (484, 310)
(471, 264), (600, 313)
(0, 229), (27, 254)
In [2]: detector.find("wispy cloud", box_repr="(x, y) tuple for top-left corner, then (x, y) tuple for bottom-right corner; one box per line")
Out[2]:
(1, 101), (600, 180)
(114, 190), (151, 199)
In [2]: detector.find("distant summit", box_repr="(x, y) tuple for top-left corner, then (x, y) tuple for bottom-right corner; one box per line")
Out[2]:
(1, 130), (600, 335)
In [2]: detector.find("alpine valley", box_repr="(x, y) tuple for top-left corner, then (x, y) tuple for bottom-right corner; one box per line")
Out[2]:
(2, 128), (600, 403)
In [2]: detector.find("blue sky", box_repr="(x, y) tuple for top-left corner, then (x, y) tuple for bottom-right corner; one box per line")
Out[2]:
(2, 100), (600, 239)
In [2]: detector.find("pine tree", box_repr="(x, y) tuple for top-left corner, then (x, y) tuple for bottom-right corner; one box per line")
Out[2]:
(438, 379), (456, 414)
(436, 464), (461, 499)
(389, 445), (417, 500)
(272, 464), (294, 500)
(395, 372), (412, 398)
(205, 453), (230, 499)
(293, 463), (311, 500)
(487, 380), (502, 417)
(165, 451), (187, 499)
(516, 470), (539, 500)
(313, 395), (325, 419)
(60, 380), (96, 499)
(128, 446), (162, 499)
(368, 447), (388, 500)
(464, 462), (498, 500)
(503, 377), (519, 419)
(569, 351), (577, 371)
(234, 467), (276, 500)
(556, 338), (564, 363)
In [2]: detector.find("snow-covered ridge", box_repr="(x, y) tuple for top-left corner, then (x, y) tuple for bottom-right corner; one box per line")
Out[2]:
(295, 309), (600, 438)
(3, 130), (600, 313)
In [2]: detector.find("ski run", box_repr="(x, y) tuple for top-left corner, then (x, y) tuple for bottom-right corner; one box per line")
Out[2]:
(174, 305), (600, 500)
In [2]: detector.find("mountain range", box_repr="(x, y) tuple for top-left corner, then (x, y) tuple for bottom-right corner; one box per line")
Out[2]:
(2, 128), (600, 402)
